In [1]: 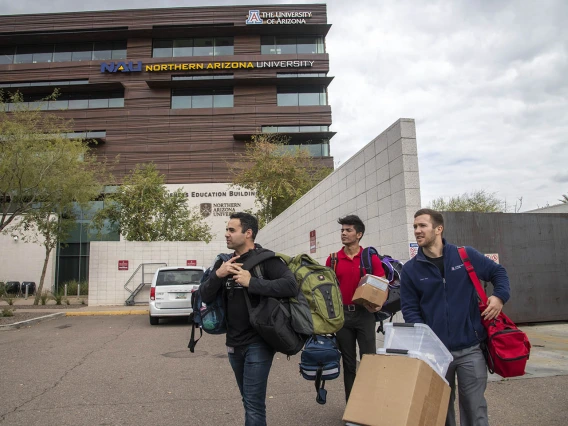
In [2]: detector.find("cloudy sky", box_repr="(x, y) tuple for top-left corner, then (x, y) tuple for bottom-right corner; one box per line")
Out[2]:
(2, 0), (566, 211)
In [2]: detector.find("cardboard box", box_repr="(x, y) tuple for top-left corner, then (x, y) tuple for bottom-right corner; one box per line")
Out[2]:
(343, 354), (451, 426)
(352, 275), (389, 309)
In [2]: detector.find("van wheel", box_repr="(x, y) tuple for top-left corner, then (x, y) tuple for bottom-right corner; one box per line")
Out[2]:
(149, 316), (159, 325)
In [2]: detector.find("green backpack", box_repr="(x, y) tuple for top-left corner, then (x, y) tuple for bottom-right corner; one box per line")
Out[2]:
(278, 253), (344, 335)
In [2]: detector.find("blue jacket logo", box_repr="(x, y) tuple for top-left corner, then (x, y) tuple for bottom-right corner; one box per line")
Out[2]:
(100, 61), (143, 73)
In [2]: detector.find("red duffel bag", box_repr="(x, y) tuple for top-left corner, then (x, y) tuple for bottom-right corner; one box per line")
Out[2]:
(458, 247), (531, 378)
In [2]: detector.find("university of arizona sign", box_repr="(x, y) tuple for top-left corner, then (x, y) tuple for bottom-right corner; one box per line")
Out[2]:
(100, 61), (143, 73)
(246, 10), (312, 25)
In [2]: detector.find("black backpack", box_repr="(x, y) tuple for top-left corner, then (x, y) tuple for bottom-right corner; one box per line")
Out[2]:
(241, 249), (311, 356)
(188, 253), (232, 353)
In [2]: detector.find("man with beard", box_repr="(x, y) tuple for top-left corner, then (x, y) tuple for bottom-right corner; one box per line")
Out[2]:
(199, 212), (296, 426)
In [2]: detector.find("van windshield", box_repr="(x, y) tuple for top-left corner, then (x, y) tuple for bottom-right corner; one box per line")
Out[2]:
(156, 270), (203, 286)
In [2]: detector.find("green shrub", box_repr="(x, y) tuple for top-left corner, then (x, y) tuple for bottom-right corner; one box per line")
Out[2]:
(53, 293), (63, 305)
(40, 291), (49, 305)
(0, 282), (5, 297)
(60, 280), (89, 296)
(6, 297), (14, 306)
(80, 299), (86, 305)
(65, 298), (70, 305)
(1, 308), (14, 317)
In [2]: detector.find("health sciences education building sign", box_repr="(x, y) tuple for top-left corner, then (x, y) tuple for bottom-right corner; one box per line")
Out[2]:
(164, 183), (257, 241)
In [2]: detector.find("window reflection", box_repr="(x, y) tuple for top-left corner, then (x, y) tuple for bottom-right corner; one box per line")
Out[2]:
(172, 88), (234, 108)
(154, 37), (234, 57)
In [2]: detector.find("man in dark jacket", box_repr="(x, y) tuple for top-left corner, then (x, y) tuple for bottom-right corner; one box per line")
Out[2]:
(200, 212), (296, 426)
(401, 209), (510, 426)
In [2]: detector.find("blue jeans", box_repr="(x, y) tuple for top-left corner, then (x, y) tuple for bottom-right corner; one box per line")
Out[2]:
(228, 341), (275, 426)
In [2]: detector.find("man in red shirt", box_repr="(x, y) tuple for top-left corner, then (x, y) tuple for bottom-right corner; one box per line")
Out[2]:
(326, 215), (385, 401)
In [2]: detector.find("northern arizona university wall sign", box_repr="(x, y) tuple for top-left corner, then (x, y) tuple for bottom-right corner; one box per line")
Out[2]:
(100, 61), (143, 73)
(101, 60), (314, 73)
(246, 10), (313, 24)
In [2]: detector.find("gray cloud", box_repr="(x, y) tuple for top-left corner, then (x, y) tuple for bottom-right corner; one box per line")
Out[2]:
(2, 0), (566, 210)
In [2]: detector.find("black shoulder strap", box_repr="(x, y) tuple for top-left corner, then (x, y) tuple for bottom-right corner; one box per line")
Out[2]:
(240, 249), (276, 271)
(315, 367), (327, 405)
(330, 252), (338, 271)
(188, 323), (202, 353)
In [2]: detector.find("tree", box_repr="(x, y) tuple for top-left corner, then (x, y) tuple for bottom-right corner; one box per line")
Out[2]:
(230, 134), (332, 226)
(429, 190), (506, 213)
(2, 91), (106, 304)
(559, 194), (568, 204)
(1, 90), (88, 232)
(91, 163), (213, 242)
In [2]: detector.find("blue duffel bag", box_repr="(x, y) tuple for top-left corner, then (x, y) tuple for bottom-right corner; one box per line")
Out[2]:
(299, 334), (341, 405)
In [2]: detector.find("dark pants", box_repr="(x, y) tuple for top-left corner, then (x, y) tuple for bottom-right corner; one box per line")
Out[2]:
(335, 305), (377, 401)
(445, 344), (489, 426)
(228, 341), (275, 426)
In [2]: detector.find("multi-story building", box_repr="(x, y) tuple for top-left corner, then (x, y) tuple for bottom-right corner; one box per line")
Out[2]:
(0, 4), (334, 285)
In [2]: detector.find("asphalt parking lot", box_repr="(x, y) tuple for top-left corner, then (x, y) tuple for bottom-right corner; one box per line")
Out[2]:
(1, 315), (567, 426)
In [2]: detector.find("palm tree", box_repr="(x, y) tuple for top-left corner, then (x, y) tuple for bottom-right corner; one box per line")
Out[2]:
(560, 194), (568, 204)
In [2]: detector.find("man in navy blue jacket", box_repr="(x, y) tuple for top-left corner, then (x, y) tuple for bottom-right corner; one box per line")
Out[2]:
(401, 209), (510, 426)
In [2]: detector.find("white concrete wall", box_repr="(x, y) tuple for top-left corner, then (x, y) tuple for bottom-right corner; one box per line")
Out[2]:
(89, 240), (228, 306)
(0, 217), (56, 293)
(257, 118), (421, 264)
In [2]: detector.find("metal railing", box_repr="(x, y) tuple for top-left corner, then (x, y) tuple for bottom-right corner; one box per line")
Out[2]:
(124, 263), (167, 306)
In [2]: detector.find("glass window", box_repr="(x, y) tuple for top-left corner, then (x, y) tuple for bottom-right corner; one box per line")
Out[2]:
(111, 41), (127, 59)
(48, 99), (69, 110)
(297, 37), (319, 54)
(0, 46), (14, 64)
(280, 126), (300, 132)
(214, 37), (234, 56)
(275, 37), (297, 54)
(192, 93), (213, 108)
(263, 126), (277, 133)
(173, 39), (193, 57)
(261, 36), (276, 54)
(69, 98), (89, 109)
(153, 39), (173, 58)
(53, 44), (73, 62)
(71, 43), (93, 61)
(14, 45), (35, 64)
(301, 125), (324, 132)
(93, 42), (113, 60)
(88, 98), (109, 108)
(299, 91), (321, 106)
(194, 38), (214, 56)
(32, 45), (54, 63)
(277, 91), (298, 106)
(214, 92), (233, 107)
(28, 101), (48, 110)
(172, 95), (191, 109)
(108, 97), (124, 108)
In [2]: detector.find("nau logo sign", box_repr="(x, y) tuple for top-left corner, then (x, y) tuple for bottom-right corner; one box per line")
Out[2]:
(100, 61), (143, 73)
(246, 10), (263, 24)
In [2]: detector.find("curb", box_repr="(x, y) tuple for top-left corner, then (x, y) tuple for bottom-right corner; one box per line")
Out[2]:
(66, 310), (149, 316)
(0, 312), (65, 331)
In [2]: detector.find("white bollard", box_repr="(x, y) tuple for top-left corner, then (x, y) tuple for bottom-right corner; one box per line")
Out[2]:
(24, 285), (29, 300)
(77, 283), (80, 297)
(64, 284), (67, 297)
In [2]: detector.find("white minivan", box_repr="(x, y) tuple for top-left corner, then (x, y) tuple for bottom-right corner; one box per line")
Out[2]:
(149, 266), (205, 325)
